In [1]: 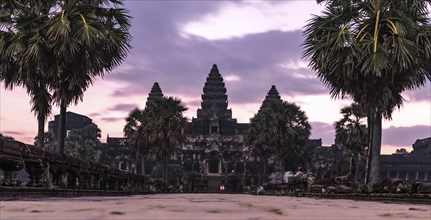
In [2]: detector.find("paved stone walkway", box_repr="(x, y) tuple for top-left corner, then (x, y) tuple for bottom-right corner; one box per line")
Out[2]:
(0, 194), (430, 219)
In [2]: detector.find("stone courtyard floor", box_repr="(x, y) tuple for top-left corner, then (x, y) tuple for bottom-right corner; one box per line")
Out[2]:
(0, 193), (430, 219)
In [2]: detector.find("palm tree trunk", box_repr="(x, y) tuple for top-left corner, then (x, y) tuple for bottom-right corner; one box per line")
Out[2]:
(365, 112), (373, 184)
(365, 111), (382, 184)
(37, 113), (45, 148)
(57, 100), (67, 153)
(354, 153), (360, 183)
(369, 113), (382, 184)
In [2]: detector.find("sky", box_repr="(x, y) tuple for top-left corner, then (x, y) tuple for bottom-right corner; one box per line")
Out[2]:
(0, 1), (430, 155)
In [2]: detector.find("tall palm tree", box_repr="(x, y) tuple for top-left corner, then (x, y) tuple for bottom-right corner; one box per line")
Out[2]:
(335, 103), (368, 182)
(0, 0), (132, 153)
(1, 0), (55, 149)
(144, 97), (188, 182)
(46, 0), (132, 153)
(303, 0), (431, 183)
(124, 107), (152, 175)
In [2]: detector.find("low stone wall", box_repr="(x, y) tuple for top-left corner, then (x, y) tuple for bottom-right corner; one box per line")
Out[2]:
(0, 137), (147, 193)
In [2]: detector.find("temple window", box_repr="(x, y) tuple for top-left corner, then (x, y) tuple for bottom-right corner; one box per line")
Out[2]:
(211, 126), (218, 134)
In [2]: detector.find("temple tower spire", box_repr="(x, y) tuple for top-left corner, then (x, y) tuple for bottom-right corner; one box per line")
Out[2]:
(191, 64), (237, 135)
(147, 82), (163, 101)
(259, 85), (281, 112)
(198, 64), (231, 119)
(146, 82), (164, 105)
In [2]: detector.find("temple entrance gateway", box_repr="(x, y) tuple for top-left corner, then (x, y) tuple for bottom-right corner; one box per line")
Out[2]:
(208, 151), (220, 174)
(207, 175), (222, 193)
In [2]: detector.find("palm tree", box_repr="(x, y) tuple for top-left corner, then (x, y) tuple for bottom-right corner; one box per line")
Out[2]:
(1, 1), (55, 149)
(47, 0), (132, 153)
(124, 108), (152, 175)
(143, 97), (188, 182)
(247, 100), (311, 183)
(303, 0), (431, 183)
(0, 0), (132, 154)
(265, 101), (311, 172)
(246, 112), (273, 185)
(335, 103), (368, 183)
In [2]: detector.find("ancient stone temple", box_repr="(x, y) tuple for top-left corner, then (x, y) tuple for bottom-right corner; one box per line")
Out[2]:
(100, 65), (321, 192)
(181, 64), (251, 192)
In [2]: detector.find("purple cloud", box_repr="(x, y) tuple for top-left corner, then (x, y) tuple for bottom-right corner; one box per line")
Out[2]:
(382, 125), (431, 147)
(108, 104), (138, 112)
(100, 117), (125, 123)
(103, 1), (329, 107)
(402, 84), (431, 103)
(309, 121), (335, 146)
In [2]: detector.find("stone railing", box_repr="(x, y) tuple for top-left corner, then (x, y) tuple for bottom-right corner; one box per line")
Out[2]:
(0, 137), (147, 192)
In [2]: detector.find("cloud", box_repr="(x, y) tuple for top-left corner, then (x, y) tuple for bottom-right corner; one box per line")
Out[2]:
(88, 112), (101, 117)
(308, 123), (431, 149)
(309, 121), (335, 146)
(1, 131), (26, 136)
(108, 104), (138, 112)
(181, 1), (324, 40)
(382, 125), (431, 147)
(100, 117), (125, 123)
(402, 83), (431, 103)
(224, 75), (241, 82)
(101, 0), (329, 110)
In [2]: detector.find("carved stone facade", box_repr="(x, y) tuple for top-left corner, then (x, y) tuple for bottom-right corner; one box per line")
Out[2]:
(180, 65), (251, 192)
(380, 137), (431, 182)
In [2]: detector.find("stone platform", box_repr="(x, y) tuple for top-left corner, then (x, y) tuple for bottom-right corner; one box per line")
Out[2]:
(0, 194), (430, 219)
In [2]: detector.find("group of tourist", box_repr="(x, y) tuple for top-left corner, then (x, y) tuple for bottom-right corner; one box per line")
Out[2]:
(255, 167), (305, 195)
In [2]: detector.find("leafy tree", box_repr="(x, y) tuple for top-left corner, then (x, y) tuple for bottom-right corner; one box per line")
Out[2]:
(0, 0), (132, 154)
(303, 0), (431, 183)
(247, 100), (311, 183)
(64, 124), (101, 161)
(335, 103), (368, 182)
(35, 132), (57, 152)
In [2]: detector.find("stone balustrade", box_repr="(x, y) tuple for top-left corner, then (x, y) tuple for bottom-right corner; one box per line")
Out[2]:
(0, 137), (147, 192)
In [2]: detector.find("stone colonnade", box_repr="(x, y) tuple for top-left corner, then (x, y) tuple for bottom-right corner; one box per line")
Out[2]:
(0, 137), (146, 192)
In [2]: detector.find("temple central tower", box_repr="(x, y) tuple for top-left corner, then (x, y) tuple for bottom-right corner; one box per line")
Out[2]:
(190, 64), (237, 135)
